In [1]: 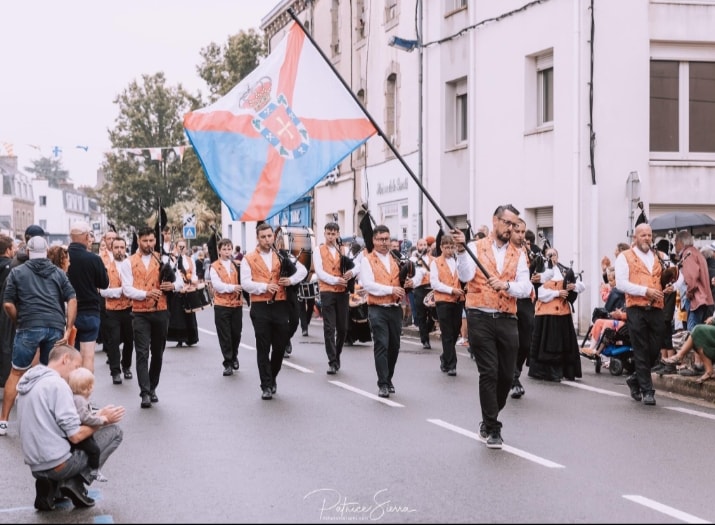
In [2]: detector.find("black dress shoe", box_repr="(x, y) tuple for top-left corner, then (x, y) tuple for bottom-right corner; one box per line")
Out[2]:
(112, 373), (122, 385)
(626, 375), (642, 402)
(223, 366), (233, 376)
(284, 343), (292, 356)
(175, 341), (184, 348)
(378, 386), (389, 398)
(123, 369), (133, 380)
(140, 394), (152, 408)
(440, 365), (448, 373)
(422, 342), (431, 350)
(231, 359), (239, 370)
(34, 478), (57, 511)
(447, 369), (457, 376)
(302, 329), (309, 336)
(60, 476), (95, 508)
(149, 390), (159, 403)
(261, 388), (273, 400)
(326, 365), (337, 375)
(388, 383), (395, 394)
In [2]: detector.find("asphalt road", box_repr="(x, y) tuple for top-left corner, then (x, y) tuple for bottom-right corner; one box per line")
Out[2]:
(1, 307), (715, 524)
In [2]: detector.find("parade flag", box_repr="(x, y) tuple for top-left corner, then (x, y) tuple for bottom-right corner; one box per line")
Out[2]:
(183, 21), (377, 221)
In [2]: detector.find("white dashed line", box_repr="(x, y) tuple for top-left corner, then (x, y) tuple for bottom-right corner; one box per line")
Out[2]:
(329, 380), (405, 407)
(623, 495), (711, 524)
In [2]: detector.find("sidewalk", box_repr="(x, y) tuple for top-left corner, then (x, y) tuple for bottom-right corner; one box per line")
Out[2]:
(403, 325), (715, 404)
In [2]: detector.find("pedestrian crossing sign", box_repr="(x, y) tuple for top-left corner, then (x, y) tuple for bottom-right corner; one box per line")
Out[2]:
(182, 225), (196, 239)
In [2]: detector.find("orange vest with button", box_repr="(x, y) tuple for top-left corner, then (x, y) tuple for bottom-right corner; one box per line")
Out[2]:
(623, 249), (664, 309)
(129, 253), (167, 312)
(317, 244), (345, 293)
(211, 260), (242, 307)
(366, 251), (400, 306)
(105, 260), (131, 311)
(433, 255), (463, 303)
(534, 280), (570, 316)
(245, 249), (286, 302)
(465, 237), (519, 314)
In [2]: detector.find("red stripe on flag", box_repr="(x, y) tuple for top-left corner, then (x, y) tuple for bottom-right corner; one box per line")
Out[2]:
(183, 111), (259, 137)
(240, 148), (286, 221)
(278, 23), (305, 106)
(303, 118), (376, 141)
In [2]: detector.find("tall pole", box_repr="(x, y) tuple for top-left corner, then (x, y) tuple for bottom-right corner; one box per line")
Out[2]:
(417, 0), (424, 239)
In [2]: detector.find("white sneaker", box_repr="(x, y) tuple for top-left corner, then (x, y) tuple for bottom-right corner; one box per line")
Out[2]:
(456, 337), (466, 345)
(0, 421), (7, 436)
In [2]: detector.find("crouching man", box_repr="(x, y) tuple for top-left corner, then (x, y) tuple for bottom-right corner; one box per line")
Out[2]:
(17, 344), (125, 510)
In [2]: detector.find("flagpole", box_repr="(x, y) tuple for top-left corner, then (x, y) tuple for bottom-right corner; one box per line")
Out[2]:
(286, 9), (489, 278)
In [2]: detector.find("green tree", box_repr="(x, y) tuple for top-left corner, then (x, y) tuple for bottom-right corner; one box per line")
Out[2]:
(196, 28), (267, 102)
(24, 156), (69, 188)
(100, 73), (203, 230)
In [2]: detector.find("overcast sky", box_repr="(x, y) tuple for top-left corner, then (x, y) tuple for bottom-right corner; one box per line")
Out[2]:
(0, 0), (274, 187)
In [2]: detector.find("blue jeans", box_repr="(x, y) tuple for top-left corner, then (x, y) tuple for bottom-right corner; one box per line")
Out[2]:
(12, 327), (64, 369)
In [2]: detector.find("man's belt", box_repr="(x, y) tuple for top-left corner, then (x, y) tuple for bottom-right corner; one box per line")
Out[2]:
(471, 309), (517, 320)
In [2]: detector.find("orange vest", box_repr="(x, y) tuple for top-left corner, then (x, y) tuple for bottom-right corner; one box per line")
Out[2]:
(180, 256), (194, 283)
(245, 249), (286, 302)
(433, 255), (463, 303)
(366, 251), (400, 306)
(623, 249), (664, 309)
(317, 244), (345, 293)
(100, 251), (112, 267)
(534, 280), (570, 316)
(105, 260), (131, 311)
(129, 253), (167, 312)
(211, 259), (242, 308)
(465, 238), (519, 314)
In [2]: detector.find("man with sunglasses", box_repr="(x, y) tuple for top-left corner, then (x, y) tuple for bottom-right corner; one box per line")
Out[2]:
(453, 205), (533, 449)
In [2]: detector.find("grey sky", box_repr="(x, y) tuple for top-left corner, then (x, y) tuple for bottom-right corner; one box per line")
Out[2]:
(1, 0), (269, 187)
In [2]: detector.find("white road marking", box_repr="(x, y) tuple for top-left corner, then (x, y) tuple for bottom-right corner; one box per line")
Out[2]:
(198, 327), (216, 336)
(560, 380), (628, 397)
(427, 418), (565, 468)
(623, 495), (711, 524)
(666, 407), (715, 420)
(329, 380), (405, 407)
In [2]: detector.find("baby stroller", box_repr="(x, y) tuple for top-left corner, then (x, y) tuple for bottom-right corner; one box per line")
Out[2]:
(580, 308), (635, 376)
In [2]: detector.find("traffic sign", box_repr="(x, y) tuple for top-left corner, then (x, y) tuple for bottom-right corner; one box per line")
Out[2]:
(183, 213), (196, 226)
(182, 225), (196, 239)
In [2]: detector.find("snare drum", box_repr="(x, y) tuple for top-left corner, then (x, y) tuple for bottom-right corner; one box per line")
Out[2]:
(182, 284), (212, 313)
(298, 274), (319, 301)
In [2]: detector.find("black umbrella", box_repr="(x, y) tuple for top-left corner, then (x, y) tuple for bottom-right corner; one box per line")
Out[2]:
(649, 212), (715, 232)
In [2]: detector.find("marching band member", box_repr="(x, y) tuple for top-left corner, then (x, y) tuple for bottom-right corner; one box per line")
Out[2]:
(210, 238), (243, 377)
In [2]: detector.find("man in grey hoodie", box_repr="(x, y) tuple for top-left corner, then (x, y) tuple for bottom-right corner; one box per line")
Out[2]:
(17, 344), (125, 510)
(0, 236), (77, 436)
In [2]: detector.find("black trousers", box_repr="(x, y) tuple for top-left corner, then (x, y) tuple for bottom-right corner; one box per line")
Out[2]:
(249, 301), (291, 390)
(299, 297), (315, 332)
(132, 310), (169, 397)
(214, 305), (243, 368)
(515, 298), (535, 378)
(367, 305), (401, 388)
(104, 307), (134, 376)
(626, 306), (664, 394)
(466, 310), (518, 434)
(413, 286), (432, 344)
(435, 301), (463, 371)
(320, 291), (349, 367)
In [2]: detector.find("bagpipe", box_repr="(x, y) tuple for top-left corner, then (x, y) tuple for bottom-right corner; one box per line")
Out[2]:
(267, 242), (299, 305)
(359, 204), (414, 288)
(152, 201), (177, 287)
(557, 260), (583, 311)
(335, 236), (357, 294)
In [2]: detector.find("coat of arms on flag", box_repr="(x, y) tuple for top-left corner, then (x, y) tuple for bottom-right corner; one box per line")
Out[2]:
(184, 21), (377, 222)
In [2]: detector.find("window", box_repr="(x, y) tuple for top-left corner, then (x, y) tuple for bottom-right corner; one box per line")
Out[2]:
(386, 73), (398, 147)
(446, 0), (468, 14)
(355, 0), (366, 40)
(331, 0), (340, 55)
(446, 77), (468, 147)
(39, 220), (47, 231)
(39, 195), (47, 206)
(537, 54), (554, 126)
(651, 59), (715, 156)
(456, 92), (468, 144)
(385, 0), (399, 28)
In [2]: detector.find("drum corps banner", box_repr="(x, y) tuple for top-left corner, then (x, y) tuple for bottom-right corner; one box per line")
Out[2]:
(183, 21), (377, 222)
